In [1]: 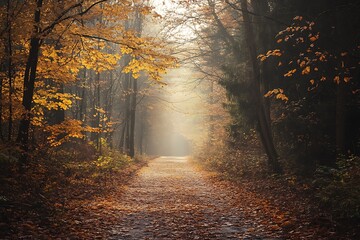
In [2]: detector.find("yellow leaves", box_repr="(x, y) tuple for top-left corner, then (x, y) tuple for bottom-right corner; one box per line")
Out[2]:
(120, 46), (133, 55)
(45, 119), (85, 147)
(121, 40), (177, 81)
(80, 44), (121, 73)
(334, 75), (340, 84)
(265, 88), (289, 102)
(310, 79), (315, 85)
(32, 87), (77, 127)
(44, 119), (109, 147)
(38, 45), (81, 83)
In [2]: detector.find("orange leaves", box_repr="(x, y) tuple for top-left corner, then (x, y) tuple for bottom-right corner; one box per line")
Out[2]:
(45, 119), (103, 147)
(309, 36), (317, 42)
(334, 76), (352, 84)
(343, 76), (352, 83)
(309, 33), (319, 42)
(284, 69), (297, 77)
(261, 15), (358, 95)
(45, 119), (85, 147)
(258, 49), (282, 62)
(302, 66), (311, 75)
(265, 88), (289, 102)
(299, 60), (306, 68)
(269, 224), (281, 231)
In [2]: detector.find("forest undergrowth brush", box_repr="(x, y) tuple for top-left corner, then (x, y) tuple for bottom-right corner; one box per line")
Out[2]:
(195, 141), (360, 237)
(0, 140), (146, 238)
(194, 141), (269, 180)
(313, 154), (360, 221)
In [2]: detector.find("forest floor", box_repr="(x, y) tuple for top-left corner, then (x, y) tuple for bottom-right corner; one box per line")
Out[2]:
(1, 156), (358, 239)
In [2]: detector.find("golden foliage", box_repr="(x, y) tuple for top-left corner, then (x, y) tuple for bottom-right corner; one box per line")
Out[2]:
(264, 88), (289, 102)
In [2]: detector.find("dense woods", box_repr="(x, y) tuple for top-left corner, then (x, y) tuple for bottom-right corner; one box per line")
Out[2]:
(0, 0), (176, 155)
(0, 0), (359, 238)
(174, 0), (360, 172)
(167, 0), (360, 231)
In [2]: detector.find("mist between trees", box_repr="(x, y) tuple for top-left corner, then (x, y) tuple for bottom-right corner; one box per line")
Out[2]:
(0, 0), (359, 237)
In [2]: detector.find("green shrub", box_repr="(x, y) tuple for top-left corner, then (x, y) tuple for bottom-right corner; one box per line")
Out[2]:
(95, 151), (132, 172)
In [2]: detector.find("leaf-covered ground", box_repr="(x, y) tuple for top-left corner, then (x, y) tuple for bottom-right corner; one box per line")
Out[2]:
(2, 156), (357, 239)
(57, 156), (356, 239)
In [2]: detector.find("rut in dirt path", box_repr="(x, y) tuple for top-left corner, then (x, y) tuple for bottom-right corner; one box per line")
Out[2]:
(109, 156), (277, 240)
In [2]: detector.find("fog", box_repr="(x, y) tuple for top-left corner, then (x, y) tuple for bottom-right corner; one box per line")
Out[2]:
(140, 0), (207, 157)
(144, 66), (207, 156)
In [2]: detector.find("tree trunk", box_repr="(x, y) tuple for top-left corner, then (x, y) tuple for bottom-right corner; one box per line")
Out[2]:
(129, 73), (137, 158)
(240, 0), (282, 173)
(79, 69), (87, 123)
(7, 4), (13, 142)
(120, 71), (131, 154)
(16, 0), (43, 164)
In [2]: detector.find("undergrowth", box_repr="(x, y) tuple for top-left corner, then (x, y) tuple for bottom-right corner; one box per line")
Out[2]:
(313, 154), (360, 220)
(196, 139), (360, 225)
(0, 139), (146, 238)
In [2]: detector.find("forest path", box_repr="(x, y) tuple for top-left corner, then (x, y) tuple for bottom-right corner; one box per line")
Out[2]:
(108, 156), (277, 240)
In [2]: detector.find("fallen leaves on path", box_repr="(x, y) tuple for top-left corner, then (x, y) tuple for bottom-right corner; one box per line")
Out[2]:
(59, 156), (356, 239)
(2, 156), (357, 239)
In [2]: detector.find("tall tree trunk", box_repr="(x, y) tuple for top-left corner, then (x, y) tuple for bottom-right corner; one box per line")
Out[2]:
(79, 69), (87, 123)
(120, 71), (131, 154)
(137, 106), (147, 155)
(240, 0), (282, 173)
(208, 80), (215, 144)
(96, 72), (101, 151)
(129, 73), (137, 158)
(7, 0), (13, 142)
(16, 0), (43, 164)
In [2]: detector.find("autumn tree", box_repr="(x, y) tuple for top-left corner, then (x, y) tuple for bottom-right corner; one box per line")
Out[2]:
(259, 0), (360, 170)
(0, 0), (176, 166)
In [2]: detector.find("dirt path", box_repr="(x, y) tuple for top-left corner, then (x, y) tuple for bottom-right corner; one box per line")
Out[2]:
(108, 156), (277, 240)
